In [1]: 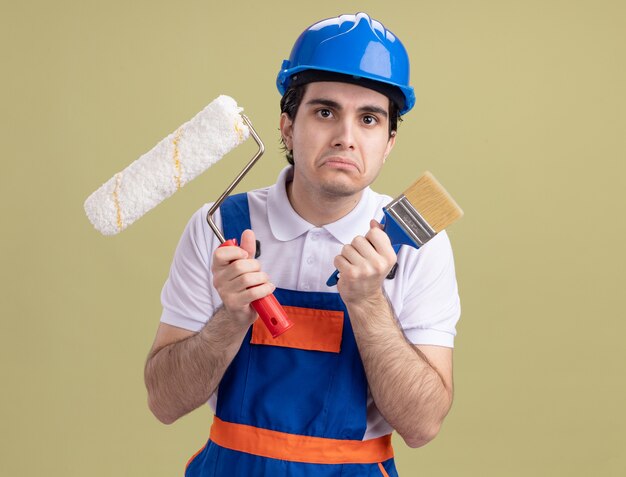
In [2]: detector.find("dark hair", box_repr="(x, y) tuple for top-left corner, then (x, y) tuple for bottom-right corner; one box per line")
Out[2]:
(279, 83), (402, 165)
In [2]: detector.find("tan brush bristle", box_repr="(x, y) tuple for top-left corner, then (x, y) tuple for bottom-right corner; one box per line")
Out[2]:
(403, 171), (464, 232)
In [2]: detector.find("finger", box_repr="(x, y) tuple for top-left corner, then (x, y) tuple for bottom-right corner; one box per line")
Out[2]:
(340, 242), (368, 265)
(364, 226), (393, 257)
(349, 235), (379, 262)
(333, 254), (351, 271)
(213, 245), (249, 266)
(239, 282), (277, 303)
(222, 282), (276, 312)
(214, 258), (262, 283)
(240, 229), (256, 259)
(230, 271), (271, 293)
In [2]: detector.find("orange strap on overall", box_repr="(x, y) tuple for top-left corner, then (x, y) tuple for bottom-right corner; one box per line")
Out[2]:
(209, 417), (394, 465)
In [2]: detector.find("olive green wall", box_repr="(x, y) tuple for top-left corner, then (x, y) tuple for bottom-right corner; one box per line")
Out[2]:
(2, 1), (624, 475)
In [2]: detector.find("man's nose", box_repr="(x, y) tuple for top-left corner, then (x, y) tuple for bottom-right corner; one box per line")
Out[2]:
(332, 118), (356, 149)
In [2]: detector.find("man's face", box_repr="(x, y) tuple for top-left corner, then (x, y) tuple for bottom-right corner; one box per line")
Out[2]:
(280, 81), (396, 201)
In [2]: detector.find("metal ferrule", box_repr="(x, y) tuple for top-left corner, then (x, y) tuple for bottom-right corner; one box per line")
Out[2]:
(206, 114), (264, 243)
(384, 195), (436, 247)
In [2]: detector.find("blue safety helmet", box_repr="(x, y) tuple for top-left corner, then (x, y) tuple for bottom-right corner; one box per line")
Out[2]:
(277, 12), (415, 115)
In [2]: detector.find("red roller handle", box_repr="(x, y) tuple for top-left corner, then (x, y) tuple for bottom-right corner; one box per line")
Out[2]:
(219, 239), (293, 338)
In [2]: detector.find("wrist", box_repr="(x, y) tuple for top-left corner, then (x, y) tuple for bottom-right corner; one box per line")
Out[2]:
(199, 307), (252, 344)
(345, 290), (396, 330)
(225, 308), (258, 330)
(345, 289), (387, 314)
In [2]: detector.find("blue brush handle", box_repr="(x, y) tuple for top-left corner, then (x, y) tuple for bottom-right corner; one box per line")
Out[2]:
(326, 212), (418, 287)
(326, 269), (341, 287)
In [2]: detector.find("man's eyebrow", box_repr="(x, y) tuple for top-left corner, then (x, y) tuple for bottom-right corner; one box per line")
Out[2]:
(305, 98), (342, 109)
(305, 98), (388, 118)
(358, 105), (388, 118)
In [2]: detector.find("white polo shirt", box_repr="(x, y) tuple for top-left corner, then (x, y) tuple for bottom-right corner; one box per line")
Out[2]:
(160, 166), (461, 439)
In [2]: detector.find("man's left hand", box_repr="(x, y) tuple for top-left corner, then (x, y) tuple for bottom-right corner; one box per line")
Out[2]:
(334, 220), (397, 305)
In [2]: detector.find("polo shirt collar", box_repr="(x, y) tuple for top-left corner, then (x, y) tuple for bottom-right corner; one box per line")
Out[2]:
(267, 166), (377, 244)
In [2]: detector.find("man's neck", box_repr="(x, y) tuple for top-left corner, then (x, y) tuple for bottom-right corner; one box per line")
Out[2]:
(286, 180), (363, 227)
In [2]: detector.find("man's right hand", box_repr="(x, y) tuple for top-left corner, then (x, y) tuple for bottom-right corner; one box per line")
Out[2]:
(211, 229), (275, 327)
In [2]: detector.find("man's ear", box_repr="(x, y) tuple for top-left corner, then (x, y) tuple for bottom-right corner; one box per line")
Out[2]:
(280, 113), (294, 150)
(383, 131), (396, 163)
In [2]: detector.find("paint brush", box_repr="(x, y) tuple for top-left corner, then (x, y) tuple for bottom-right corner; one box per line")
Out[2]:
(326, 171), (463, 286)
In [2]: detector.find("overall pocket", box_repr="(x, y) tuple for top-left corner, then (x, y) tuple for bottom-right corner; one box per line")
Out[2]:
(240, 305), (345, 436)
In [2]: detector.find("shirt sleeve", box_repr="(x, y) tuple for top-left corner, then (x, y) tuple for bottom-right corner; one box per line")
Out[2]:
(395, 231), (461, 348)
(160, 204), (222, 332)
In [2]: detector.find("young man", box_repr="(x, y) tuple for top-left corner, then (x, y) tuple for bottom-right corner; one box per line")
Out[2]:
(145, 13), (460, 476)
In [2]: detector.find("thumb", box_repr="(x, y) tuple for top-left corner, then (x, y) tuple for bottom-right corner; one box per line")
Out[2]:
(239, 229), (256, 258)
(370, 219), (384, 230)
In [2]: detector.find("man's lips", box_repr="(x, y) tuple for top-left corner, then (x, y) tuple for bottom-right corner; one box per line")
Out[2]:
(321, 156), (360, 172)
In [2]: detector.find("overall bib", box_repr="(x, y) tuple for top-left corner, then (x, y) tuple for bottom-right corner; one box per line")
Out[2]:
(185, 193), (398, 477)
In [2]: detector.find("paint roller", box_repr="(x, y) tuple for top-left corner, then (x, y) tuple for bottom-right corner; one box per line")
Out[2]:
(84, 95), (293, 337)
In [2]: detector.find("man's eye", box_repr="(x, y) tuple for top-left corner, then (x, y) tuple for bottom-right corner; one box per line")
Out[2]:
(362, 115), (378, 125)
(317, 109), (332, 118)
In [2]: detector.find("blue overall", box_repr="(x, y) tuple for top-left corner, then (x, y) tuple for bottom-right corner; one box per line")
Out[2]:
(185, 193), (398, 476)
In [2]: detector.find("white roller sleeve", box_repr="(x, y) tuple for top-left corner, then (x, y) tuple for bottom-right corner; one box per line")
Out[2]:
(84, 95), (250, 235)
